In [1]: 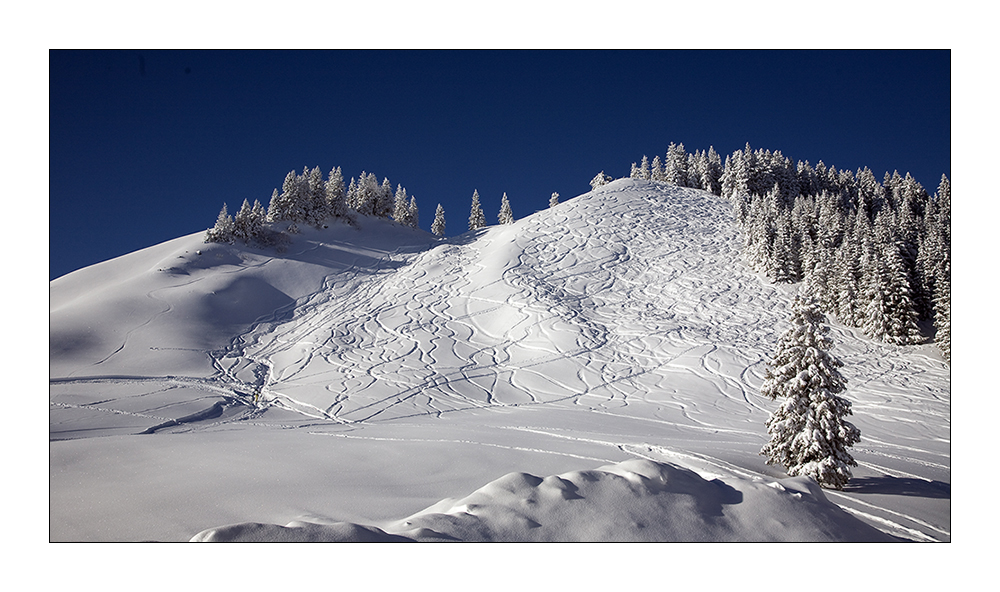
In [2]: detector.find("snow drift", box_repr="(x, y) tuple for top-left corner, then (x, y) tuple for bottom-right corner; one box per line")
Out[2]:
(50, 179), (950, 541)
(191, 458), (896, 542)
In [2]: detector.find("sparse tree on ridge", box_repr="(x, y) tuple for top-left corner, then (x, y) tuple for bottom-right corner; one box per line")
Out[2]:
(760, 293), (861, 490)
(432, 203), (446, 236)
(590, 171), (612, 190)
(498, 192), (514, 224)
(469, 189), (486, 230)
(550, 192), (560, 207)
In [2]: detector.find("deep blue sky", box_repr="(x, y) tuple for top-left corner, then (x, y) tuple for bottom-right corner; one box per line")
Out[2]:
(49, 50), (950, 280)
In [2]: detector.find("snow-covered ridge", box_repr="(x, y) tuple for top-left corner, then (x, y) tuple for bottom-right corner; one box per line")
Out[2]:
(49, 179), (950, 542)
(192, 459), (897, 542)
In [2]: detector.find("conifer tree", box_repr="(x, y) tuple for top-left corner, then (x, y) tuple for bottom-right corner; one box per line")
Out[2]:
(639, 155), (650, 180)
(862, 240), (923, 345)
(590, 171), (612, 190)
(469, 190), (486, 230)
(205, 203), (235, 243)
(664, 142), (688, 186)
(933, 260), (951, 363)
(498, 192), (514, 224)
(305, 166), (329, 226)
(432, 203), (446, 237)
(268, 170), (300, 222)
(650, 156), (664, 182)
(407, 196), (419, 229)
(760, 293), (861, 490)
(233, 199), (255, 242)
(704, 146), (723, 195)
(393, 185), (411, 226)
(326, 166), (347, 219)
(375, 177), (394, 218)
(549, 192), (560, 207)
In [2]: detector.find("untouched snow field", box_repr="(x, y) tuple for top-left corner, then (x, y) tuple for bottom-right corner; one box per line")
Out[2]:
(49, 179), (950, 542)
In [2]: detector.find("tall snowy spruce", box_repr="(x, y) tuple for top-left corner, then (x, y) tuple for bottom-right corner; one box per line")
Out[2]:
(469, 189), (486, 230)
(432, 203), (446, 237)
(498, 192), (514, 224)
(760, 293), (861, 490)
(205, 203), (235, 244)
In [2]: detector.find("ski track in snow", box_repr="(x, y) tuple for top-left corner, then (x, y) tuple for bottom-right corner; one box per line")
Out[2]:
(49, 180), (950, 541)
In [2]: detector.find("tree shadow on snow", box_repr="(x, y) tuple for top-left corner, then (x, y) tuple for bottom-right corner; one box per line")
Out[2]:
(844, 476), (950, 499)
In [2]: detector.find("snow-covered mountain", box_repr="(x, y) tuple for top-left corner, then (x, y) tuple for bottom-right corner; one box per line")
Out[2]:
(49, 179), (950, 542)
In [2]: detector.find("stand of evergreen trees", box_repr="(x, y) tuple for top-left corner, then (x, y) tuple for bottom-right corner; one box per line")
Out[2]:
(626, 142), (950, 362)
(206, 165), (422, 247)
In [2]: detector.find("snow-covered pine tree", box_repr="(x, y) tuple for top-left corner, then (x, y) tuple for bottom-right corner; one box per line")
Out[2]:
(760, 293), (861, 490)
(650, 156), (664, 182)
(267, 170), (300, 222)
(639, 155), (650, 180)
(352, 172), (378, 217)
(375, 177), (395, 219)
(704, 146), (723, 195)
(432, 203), (446, 236)
(630, 162), (641, 179)
(862, 240), (924, 345)
(305, 166), (329, 226)
(687, 150), (703, 189)
(233, 199), (255, 242)
(205, 203), (235, 243)
(326, 166), (347, 219)
(664, 142), (687, 186)
(498, 192), (514, 224)
(408, 196), (419, 229)
(469, 189), (486, 230)
(393, 185), (411, 226)
(265, 188), (280, 222)
(590, 171), (612, 190)
(549, 192), (559, 207)
(933, 259), (951, 363)
(250, 200), (267, 234)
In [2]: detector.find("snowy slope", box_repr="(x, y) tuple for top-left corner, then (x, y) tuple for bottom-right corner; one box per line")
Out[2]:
(49, 179), (950, 542)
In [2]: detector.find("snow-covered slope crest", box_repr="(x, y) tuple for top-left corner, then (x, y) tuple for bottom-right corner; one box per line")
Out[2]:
(50, 178), (950, 542)
(191, 459), (896, 542)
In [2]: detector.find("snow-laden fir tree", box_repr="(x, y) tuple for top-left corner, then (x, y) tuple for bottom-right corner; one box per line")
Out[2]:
(469, 189), (486, 230)
(393, 185), (411, 226)
(498, 192), (514, 224)
(650, 156), (665, 182)
(760, 293), (861, 490)
(305, 166), (329, 226)
(375, 177), (395, 219)
(590, 171), (612, 190)
(549, 192), (559, 207)
(432, 203), (446, 236)
(233, 198), (264, 242)
(205, 203), (235, 243)
(407, 195), (419, 229)
(325, 166), (347, 219)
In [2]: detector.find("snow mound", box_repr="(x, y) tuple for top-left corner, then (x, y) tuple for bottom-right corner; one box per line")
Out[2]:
(192, 459), (897, 542)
